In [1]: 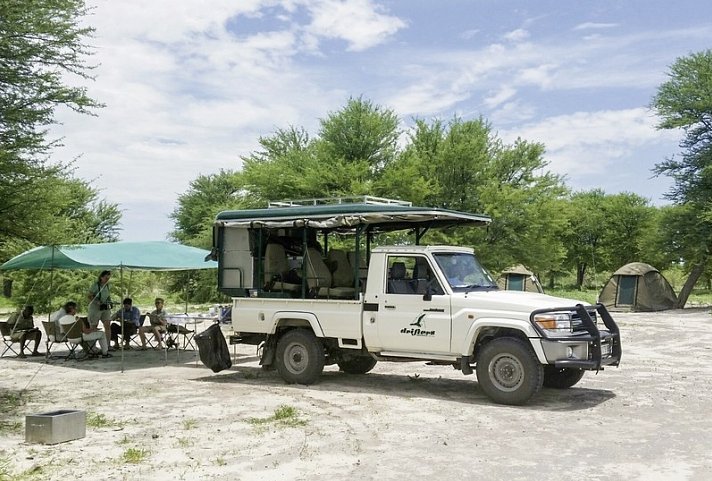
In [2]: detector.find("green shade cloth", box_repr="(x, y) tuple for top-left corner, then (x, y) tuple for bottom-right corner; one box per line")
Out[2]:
(0, 241), (217, 271)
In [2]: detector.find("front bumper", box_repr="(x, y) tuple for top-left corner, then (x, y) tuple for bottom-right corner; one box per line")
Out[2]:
(531, 303), (622, 371)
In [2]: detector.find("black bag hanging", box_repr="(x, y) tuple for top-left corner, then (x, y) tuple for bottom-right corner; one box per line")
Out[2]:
(194, 322), (232, 373)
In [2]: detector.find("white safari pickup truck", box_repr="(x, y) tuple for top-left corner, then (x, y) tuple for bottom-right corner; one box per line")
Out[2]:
(212, 197), (621, 405)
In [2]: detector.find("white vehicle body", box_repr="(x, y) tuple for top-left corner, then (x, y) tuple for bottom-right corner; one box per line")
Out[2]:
(214, 199), (621, 405)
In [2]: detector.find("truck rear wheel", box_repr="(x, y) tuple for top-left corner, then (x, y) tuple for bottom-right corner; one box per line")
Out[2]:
(543, 366), (585, 388)
(475, 337), (544, 405)
(338, 355), (377, 374)
(275, 329), (324, 384)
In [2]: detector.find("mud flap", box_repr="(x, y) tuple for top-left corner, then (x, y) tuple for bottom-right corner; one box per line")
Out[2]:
(461, 355), (473, 375)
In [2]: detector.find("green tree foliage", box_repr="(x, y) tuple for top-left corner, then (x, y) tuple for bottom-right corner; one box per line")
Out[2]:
(563, 190), (653, 288)
(1, 0), (121, 310)
(652, 49), (712, 306)
(241, 98), (400, 203)
(1, 0), (106, 250)
(319, 96), (400, 173)
(383, 118), (568, 274)
(171, 170), (247, 247)
(174, 99), (667, 299)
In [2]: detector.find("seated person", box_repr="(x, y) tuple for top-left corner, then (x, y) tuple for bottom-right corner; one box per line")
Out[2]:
(59, 314), (111, 359)
(139, 297), (168, 349)
(7, 305), (42, 358)
(50, 301), (78, 341)
(81, 317), (111, 358)
(110, 297), (141, 350)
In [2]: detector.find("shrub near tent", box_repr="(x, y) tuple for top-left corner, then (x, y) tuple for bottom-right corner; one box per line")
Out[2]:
(598, 262), (677, 311)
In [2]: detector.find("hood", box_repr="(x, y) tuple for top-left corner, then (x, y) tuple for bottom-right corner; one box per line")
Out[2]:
(455, 289), (589, 313)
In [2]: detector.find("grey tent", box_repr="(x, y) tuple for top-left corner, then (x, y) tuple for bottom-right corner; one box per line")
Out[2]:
(598, 262), (677, 311)
(497, 265), (544, 293)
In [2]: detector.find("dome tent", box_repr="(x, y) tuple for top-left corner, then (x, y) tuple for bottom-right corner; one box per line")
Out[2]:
(598, 262), (677, 312)
(496, 265), (544, 293)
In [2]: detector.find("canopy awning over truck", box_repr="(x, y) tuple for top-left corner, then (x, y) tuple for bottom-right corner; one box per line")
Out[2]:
(215, 203), (491, 232)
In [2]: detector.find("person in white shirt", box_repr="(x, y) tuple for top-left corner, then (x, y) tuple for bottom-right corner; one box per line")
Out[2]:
(58, 307), (111, 359)
(50, 301), (77, 342)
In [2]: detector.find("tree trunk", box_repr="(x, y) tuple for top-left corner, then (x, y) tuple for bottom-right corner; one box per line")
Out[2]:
(576, 263), (587, 289)
(676, 260), (707, 308)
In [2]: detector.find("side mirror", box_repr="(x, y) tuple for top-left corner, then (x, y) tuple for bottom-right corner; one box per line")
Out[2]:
(423, 292), (432, 301)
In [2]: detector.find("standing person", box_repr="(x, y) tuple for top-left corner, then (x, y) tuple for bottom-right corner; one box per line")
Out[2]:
(88, 270), (113, 347)
(7, 305), (42, 358)
(110, 298), (141, 350)
(139, 297), (168, 350)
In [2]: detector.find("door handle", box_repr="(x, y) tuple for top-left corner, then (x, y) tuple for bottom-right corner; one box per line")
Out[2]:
(384, 305), (396, 309)
(423, 308), (444, 312)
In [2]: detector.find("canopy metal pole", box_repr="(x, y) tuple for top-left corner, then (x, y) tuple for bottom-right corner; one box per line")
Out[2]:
(45, 245), (56, 363)
(184, 271), (190, 314)
(120, 264), (125, 373)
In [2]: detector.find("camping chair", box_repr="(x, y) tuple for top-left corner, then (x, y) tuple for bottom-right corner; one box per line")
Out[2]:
(0, 322), (20, 357)
(111, 316), (142, 350)
(42, 320), (69, 359)
(60, 319), (86, 361)
(127, 314), (148, 348)
(166, 322), (195, 350)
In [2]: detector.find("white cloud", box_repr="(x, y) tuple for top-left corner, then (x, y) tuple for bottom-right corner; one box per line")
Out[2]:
(303, 0), (406, 51)
(503, 28), (529, 42)
(573, 22), (619, 31)
(459, 29), (480, 40)
(489, 100), (536, 125)
(483, 86), (517, 109)
(501, 108), (679, 177)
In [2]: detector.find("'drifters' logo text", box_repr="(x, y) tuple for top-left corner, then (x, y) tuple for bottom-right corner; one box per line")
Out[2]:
(401, 313), (435, 337)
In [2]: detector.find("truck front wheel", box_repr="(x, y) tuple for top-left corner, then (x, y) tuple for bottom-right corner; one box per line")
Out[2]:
(476, 337), (544, 405)
(543, 366), (585, 388)
(338, 355), (377, 374)
(275, 329), (325, 384)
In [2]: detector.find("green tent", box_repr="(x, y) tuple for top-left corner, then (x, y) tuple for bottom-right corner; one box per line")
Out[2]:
(496, 265), (544, 293)
(598, 262), (677, 312)
(0, 241), (216, 271)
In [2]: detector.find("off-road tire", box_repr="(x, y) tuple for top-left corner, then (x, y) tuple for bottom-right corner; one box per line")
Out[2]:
(543, 366), (585, 389)
(475, 337), (544, 405)
(275, 329), (324, 384)
(338, 355), (377, 374)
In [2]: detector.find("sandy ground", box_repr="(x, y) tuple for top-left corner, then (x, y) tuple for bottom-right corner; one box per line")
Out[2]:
(1, 309), (711, 481)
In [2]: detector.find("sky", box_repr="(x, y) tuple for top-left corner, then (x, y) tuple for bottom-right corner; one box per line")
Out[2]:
(51, 0), (712, 242)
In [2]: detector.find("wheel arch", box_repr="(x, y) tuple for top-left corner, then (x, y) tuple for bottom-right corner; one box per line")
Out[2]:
(460, 318), (546, 364)
(270, 312), (325, 337)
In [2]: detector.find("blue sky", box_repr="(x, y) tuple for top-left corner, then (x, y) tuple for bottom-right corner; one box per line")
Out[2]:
(52, 0), (712, 241)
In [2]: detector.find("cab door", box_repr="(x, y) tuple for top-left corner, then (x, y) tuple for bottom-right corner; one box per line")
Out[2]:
(376, 255), (451, 354)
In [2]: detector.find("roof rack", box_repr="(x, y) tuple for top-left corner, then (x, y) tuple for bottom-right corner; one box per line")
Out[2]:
(267, 196), (412, 208)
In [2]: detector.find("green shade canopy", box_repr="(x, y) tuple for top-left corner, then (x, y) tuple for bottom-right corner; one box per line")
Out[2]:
(0, 241), (217, 271)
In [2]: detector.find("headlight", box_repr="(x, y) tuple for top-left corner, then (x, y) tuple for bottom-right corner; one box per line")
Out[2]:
(534, 312), (573, 337)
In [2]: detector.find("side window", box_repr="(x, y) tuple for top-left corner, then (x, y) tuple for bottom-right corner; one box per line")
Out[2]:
(386, 256), (443, 295)
(386, 256), (415, 294)
(412, 256), (444, 295)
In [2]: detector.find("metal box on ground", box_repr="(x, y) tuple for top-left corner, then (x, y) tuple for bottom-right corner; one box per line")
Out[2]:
(25, 409), (86, 444)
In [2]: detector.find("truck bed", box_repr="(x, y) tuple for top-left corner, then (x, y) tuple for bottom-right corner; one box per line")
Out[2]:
(232, 297), (364, 342)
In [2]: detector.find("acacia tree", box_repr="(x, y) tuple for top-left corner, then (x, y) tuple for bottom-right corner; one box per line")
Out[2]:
(652, 49), (712, 307)
(0, 0), (104, 253)
(382, 117), (568, 274)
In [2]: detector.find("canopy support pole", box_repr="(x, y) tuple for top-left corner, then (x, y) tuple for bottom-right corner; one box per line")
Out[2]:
(120, 264), (125, 373)
(45, 246), (56, 363)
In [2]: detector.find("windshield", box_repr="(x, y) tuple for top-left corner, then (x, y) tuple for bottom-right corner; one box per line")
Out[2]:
(433, 252), (498, 291)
